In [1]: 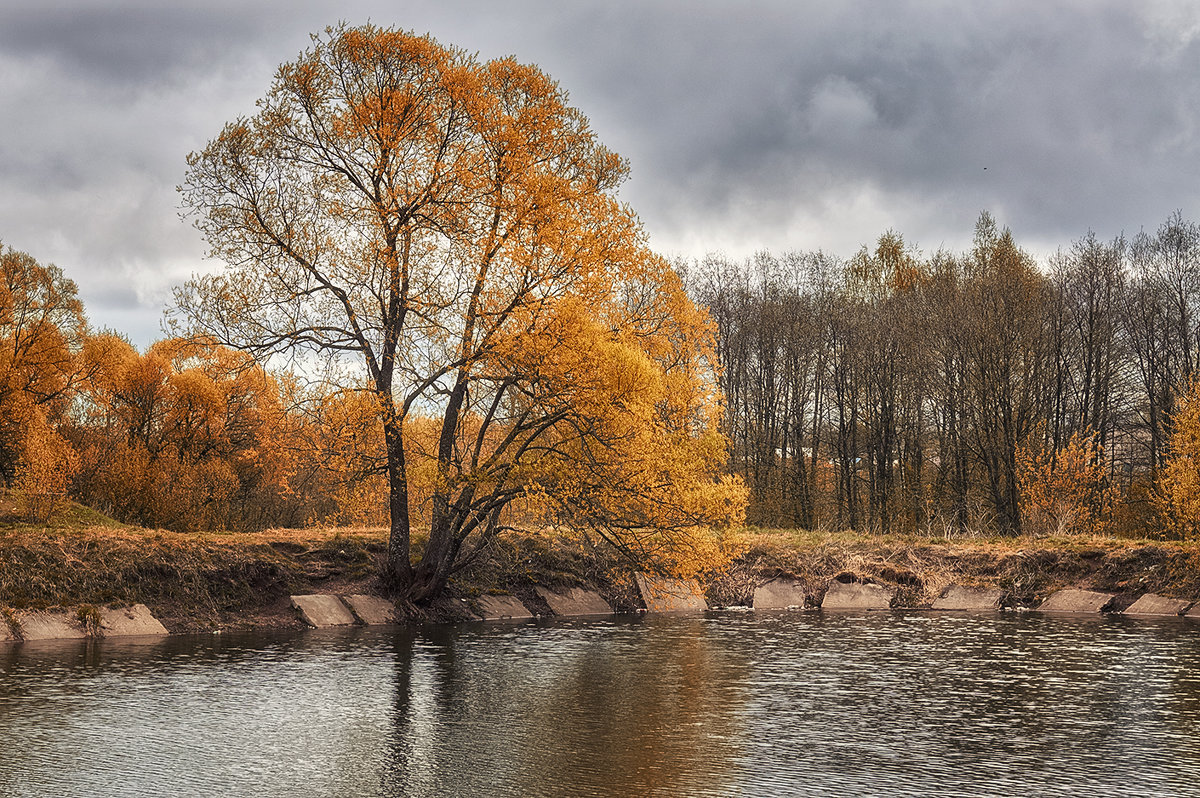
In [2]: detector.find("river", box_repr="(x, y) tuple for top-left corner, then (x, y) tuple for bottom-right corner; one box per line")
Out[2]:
(1, 610), (1198, 797)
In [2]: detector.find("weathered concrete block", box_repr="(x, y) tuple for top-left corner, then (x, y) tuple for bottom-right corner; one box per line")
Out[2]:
(752, 578), (807, 610)
(1037, 588), (1115, 613)
(535, 586), (613, 616)
(342, 594), (398, 625)
(821, 580), (894, 610)
(291, 594), (357, 627)
(634, 574), (708, 613)
(447, 598), (482, 621)
(474, 594), (533, 620)
(14, 610), (86, 640)
(1124, 593), (1192, 616)
(99, 604), (168, 637)
(932, 585), (1002, 611)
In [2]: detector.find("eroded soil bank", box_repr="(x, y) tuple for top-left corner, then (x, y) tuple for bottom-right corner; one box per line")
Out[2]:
(713, 529), (1200, 612)
(2, 510), (1199, 633)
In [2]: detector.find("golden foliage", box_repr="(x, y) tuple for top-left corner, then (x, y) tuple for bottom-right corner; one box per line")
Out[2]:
(484, 254), (747, 576)
(1017, 429), (1116, 536)
(13, 408), (78, 522)
(291, 388), (389, 527)
(73, 336), (299, 532)
(1156, 379), (1200, 539)
(0, 243), (86, 520)
(177, 23), (746, 597)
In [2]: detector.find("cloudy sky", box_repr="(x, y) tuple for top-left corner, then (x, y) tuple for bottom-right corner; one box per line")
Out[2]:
(5, 1), (1200, 345)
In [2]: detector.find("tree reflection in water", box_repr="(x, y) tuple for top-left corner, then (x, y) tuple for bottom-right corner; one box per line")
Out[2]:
(3, 613), (1200, 796)
(382, 616), (747, 797)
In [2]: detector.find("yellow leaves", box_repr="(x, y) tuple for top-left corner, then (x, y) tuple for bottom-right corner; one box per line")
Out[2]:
(74, 335), (298, 532)
(0, 243), (87, 510)
(1017, 428), (1116, 536)
(1156, 379), (1200, 539)
(296, 387), (389, 527)
(13, 407), (78, 523)
(178, 24), (745, 595)
(484, 267), (745, 576)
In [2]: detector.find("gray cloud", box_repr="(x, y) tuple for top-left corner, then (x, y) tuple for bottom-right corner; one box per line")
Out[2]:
(4, 1), (1200, 345)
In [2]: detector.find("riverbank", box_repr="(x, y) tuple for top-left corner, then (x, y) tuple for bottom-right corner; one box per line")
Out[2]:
(2, 505), (1199, 632)
(713, 528), (1200, 612)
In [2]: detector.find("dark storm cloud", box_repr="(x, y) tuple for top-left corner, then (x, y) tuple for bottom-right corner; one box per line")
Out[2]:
(525, 1), (1200, 255)
(4, 1), (1200, 345)
(0, 6), (245, 85)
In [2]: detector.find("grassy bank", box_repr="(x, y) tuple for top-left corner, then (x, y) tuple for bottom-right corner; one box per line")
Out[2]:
(0, 505), (387, 631)
(714, 528), (1200, 610)
(3, 506), (1199, 632)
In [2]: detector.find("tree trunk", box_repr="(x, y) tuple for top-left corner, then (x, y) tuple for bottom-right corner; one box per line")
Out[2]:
(383, 408), (414, 588)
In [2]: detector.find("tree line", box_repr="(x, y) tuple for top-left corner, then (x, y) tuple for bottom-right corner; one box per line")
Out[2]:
(13, 208), (1200, 545)
(2, 240), (744, 548)
(0, 243), (413, 533)
(691, 211), (1200, 538)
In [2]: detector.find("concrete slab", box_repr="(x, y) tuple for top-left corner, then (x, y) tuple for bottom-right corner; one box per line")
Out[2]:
(752, 578), (807, 610)
(14, 610), (86, 640)
(634, 574), (708, 613)
(821, 581), (894, 610)
(1037, 588), (1115, 613)
(474, 594), (533, 620)
(447, 598), (481, 621)
(342, 594), (398, 625)
(534, 586), (613, 616)
(98, 604), (168, 637)
(1124, 593), (1192, 616)
(290, 594), (357, 627)
(932, 585), (1003, 611)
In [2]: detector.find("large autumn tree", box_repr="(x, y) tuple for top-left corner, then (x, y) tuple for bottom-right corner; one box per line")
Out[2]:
(177, 24), (743, 602)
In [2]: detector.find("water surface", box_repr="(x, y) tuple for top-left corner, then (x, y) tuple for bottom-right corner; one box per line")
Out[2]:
(1, 611), (1198, 797)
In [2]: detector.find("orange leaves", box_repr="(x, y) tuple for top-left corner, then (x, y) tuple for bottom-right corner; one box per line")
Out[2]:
(0, 244), (86, 511)
(1017, 429), (1116, 537)
(1156, 379), (1200, 539)
(178, 24), (745, 597)
(486, 257), (746, 577)
(73, 336), (297, 532)
(293, 387), (389, 527)
(13, 408), (78, 522)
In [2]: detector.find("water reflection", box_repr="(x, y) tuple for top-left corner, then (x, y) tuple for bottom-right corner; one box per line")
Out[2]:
(1, 613), (1199, 797)
(382, 617), (746, 797)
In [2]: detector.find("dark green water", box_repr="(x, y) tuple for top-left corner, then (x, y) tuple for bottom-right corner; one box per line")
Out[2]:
(1, 611), (1199, 797)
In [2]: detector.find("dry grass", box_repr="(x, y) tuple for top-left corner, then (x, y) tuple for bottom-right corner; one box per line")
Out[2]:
(448, 528), (646, 612)
(715, 526), (1200, 609)
(0, 505), (390, 630)
(4, 505), (1199, 627)
(0, 509), (646, 626)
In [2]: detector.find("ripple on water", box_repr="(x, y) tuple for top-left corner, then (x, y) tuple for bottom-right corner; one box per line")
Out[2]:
(0, 614), (1199, 797)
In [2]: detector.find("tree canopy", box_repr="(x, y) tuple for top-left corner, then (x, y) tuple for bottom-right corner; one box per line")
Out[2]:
(177, 24), (745, 602)
(0, 243), (86, 519)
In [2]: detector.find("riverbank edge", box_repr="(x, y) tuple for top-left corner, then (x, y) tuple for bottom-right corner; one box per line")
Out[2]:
(2, 517), (1199, 635)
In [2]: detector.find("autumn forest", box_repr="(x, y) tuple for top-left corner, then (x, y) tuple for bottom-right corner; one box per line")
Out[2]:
(5, 25), (1200, 607)
(11, 208), (1200, 543)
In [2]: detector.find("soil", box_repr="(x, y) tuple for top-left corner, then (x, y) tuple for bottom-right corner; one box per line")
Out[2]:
(2, 509), (1198, 633)
(711, 531), (1200, 613)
